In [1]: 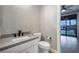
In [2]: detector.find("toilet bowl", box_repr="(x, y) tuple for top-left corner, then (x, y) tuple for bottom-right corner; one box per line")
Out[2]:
(38, 41), (50, 53)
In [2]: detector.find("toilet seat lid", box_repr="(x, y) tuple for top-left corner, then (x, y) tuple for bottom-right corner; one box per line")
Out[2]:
(39, 41), (50, 48)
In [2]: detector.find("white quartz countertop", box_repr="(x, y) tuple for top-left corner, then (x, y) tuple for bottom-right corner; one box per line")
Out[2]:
(0, 34), (38, 51)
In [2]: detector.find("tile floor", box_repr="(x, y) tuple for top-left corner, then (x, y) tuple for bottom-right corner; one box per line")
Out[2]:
(61, 36), (79, 53)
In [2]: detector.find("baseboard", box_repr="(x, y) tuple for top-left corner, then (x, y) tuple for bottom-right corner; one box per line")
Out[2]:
(50, 48), (58, 53)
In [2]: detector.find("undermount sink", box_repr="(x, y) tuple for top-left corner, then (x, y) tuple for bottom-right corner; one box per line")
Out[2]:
(12, 36), (30, 42)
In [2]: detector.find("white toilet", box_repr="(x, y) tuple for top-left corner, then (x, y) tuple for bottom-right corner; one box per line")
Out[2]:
(33, 33), (50, 53)
(38, 41), (50, 53)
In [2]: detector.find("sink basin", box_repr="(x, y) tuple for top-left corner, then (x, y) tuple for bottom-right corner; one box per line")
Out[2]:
(12, 36), (30, 42)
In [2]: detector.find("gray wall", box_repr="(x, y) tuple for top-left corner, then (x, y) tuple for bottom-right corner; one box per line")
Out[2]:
(0, 5), (41, 34)
(40, 5), (58, 51)
(0, 6), (3, 35)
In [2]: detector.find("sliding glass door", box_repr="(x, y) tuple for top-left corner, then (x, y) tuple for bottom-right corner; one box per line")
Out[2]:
(61, 14), (77, 37)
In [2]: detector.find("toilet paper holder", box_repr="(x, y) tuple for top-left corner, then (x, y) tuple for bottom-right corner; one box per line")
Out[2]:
(47, 36), (52, 40)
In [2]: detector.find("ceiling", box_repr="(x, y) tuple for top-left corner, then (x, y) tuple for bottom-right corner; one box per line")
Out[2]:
(61, 5), (79, 14)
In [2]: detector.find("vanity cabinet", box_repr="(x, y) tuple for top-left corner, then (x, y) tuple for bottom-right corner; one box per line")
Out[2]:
(0, 37), (40, 53)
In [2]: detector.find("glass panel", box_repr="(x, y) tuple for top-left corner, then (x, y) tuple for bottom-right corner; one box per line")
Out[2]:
(66, 20), (70, 36)
(71, 19), (76, 25)
(69, 19), (76, 36)
(61, 14), (77, 37)
(66, 19), (77, 37)
(61, 20), (66, 35)
(66, 20), (70, 26)
(61, 20), (66, 26)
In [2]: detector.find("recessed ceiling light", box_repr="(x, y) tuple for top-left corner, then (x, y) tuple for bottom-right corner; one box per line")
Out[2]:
(61, 9), (66, 13)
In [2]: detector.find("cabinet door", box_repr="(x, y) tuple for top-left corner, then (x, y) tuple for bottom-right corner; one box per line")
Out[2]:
(1, 38), (39, 53)
(25, 44), (38, 53)
(21, 44), (38, 53)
